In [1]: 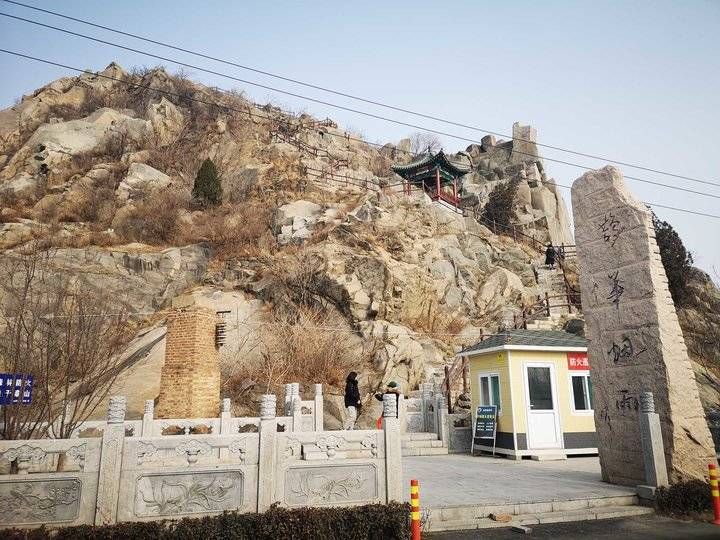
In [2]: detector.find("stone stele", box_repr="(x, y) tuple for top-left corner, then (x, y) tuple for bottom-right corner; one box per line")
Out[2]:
(571, 165), (714, 485)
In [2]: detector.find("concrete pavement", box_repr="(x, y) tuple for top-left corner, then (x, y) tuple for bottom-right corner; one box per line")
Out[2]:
(403, 455), (635, 507)
(402, 455), (652, 532)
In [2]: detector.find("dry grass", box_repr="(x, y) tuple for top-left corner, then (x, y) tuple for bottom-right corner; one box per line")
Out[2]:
(113, 188), (189, 245)
(190, 201), (276, 259)
(224, 306), (378, 403)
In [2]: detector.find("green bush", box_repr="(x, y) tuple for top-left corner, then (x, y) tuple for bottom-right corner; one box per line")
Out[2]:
(655, 479), (712, 515)
(5, 502), (410, 540)
(192, 158), (222, 208)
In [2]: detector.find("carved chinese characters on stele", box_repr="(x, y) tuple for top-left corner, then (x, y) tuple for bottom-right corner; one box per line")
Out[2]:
(572, 166), (714, 486)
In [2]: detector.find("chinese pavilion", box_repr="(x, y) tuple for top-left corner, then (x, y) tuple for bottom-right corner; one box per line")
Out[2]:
(391, 151), (470, 207)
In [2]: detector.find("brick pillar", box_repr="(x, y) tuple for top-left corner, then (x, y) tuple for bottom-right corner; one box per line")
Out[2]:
(156, 307), (221, 418)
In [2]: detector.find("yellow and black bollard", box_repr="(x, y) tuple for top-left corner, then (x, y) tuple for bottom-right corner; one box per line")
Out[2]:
(410, 479), (421, 539)
(709, 463), (720, 525)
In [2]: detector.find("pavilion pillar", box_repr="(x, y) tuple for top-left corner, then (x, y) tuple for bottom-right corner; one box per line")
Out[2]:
(435, 168), (441, 199)
(452, 178), (458, 206)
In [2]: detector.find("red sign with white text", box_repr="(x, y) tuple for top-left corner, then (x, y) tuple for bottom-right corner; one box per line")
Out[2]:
(567, 352), (589, 371)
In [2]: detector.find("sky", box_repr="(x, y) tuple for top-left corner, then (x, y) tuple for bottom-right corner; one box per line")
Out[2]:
(1, 1), (718, 279)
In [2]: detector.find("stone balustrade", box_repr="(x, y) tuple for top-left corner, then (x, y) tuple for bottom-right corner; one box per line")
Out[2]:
(0, 384), (399, 529)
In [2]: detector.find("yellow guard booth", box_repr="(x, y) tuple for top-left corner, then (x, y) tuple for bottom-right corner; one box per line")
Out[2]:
(460, 329), (596, 459)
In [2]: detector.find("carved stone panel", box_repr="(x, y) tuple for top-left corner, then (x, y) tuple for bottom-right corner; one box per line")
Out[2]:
(405, 413), (424, 433)
(449, 427), (472, 454)
(0, 478), (81, 525)
(134, 470), (243, 517)
(284, 464), (377, 506)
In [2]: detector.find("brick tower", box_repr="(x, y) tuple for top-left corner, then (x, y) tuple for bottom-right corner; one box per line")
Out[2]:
(156, 307), (221, 418)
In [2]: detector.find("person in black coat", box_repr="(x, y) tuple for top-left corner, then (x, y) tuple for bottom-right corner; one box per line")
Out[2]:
(344, 371), (361, 430)
(545, 243), (556, 269)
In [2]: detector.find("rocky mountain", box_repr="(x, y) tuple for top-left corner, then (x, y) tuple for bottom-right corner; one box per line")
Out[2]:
(1, 63), (717, 425)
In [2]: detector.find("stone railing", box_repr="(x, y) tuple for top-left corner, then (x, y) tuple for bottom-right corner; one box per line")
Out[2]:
(4, 382), (324, 441)
(0, 391), (402, 530)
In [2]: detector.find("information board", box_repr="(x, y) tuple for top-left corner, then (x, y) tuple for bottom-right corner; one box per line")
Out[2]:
(471, 405), (498, 455)
(0, 374), (33, 405)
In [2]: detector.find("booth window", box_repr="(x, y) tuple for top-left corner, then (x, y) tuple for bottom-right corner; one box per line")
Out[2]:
(571, 374), (593, 411)
(479, 374), (501, 412)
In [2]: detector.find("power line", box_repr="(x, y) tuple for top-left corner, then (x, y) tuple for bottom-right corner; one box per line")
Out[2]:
(3, 12), (720, 202)
(3, 0), (719, 189)
(2, 48), (719, 222)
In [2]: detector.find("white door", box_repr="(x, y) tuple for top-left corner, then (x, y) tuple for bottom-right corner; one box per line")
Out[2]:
(524, 363), (562, 449)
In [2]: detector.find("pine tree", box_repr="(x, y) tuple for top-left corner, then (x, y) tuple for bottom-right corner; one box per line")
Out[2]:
(482, 178), (520, 229)
(652, 213), (693, 305)
(192, 158), (222, 207)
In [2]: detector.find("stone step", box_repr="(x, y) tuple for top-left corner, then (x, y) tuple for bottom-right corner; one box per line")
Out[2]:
(401, 446), (449, 457)
(427, 505), (653, 532)
(401, 439), (444, 449)
(402, 432), (440, 441)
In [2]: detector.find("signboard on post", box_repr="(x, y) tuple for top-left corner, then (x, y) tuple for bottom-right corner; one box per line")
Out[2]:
(0, 374), (33, 405)
(471, 404), (498, 455)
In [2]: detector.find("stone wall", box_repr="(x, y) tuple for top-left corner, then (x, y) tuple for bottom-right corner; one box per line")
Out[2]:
(157, 307), (221, 418)
(572, 166), (715, 485)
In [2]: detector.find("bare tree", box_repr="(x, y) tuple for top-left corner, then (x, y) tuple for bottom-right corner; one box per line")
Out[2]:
(0, 246), (131, 440)
(409, 132), (443, 155)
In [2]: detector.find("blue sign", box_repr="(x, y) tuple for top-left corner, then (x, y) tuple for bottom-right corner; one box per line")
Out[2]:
(0, 374), (33, 405)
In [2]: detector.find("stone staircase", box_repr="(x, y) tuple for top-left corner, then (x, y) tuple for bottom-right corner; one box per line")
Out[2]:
(525, 314), (564, 330)
(402, 432), (449, 457)
(535, 265), (571, 315)
(425, 494), (653, 532)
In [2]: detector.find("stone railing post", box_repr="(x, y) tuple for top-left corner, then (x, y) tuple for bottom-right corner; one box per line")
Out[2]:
(95, 395), (127, 525)
(284, 383), (292, 416)
(637, 392), (669, 499)
(220, 398), (232, 435)
(257, 394), (278, 511)
(314, 384), (324, 432)
(421, 382), (434, 432)
(291, 383), (302, 431)
(398, 393), (407, 433)
(437, 394), (449, 447)
(383, 393), (403, 502)
(141, 399), (154, 436)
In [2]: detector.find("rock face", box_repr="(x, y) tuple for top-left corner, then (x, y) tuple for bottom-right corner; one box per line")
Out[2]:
(39, 243), (211, 314)
(572, 165), (715, 485)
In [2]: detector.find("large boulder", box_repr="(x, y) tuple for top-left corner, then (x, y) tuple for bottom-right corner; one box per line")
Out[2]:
(147, 98), (184, 146)
(476, 267), (525, 311)
(117, 163), (172, 201)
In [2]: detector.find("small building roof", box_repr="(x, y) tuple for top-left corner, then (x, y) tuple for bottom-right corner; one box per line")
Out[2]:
(459, 329), (587, 356)
(391, 150), (471, 179)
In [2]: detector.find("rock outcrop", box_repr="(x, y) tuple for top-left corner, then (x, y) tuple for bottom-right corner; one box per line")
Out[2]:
(0, 63), (622, 428)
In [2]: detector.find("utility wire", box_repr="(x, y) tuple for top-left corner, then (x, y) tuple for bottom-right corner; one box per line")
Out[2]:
(3, 12), (720, 202)
(2, 48), (719, 222)
(3, 0), (719, 189)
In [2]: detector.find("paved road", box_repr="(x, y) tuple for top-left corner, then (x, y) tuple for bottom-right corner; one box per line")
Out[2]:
(427, 515), (720, 539)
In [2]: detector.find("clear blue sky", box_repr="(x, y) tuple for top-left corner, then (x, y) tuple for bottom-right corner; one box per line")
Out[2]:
(1, 1), (718, 279)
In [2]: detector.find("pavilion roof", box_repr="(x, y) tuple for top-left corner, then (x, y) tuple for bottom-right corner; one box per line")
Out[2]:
(391, 151), (471, 179)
